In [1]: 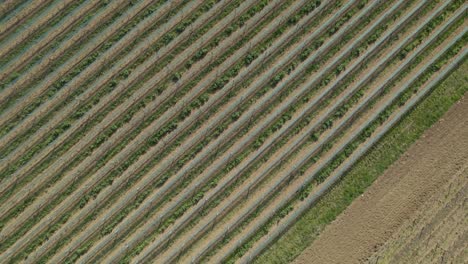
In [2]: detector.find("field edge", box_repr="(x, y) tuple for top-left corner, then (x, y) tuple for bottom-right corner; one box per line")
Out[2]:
(254, 60), (468, 264)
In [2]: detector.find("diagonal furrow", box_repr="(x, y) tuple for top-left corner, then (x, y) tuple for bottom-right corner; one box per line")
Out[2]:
(192, 15), (466, 264)
(156, 2), (464, 262)
(0, 0), (52, 39)
(0, 0), (200, 182)
(79, 1), (340, 262)
(0, 0), (102, 80)
(239, 42), (468, 264)
(0, 0), (158, 122)
(102, 0), (416, 262)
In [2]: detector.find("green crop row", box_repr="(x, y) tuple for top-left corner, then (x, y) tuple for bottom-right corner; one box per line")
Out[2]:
(1, 0), (276, 260)
(121, 0), (366, 259)
(225, 19), (466, 264)
(0, 0), (211, 180)
(52, 0), (322, 260)
(0, 0), (90, 77)
(0, 0), (241, 254)
(0, 0), (169, 133)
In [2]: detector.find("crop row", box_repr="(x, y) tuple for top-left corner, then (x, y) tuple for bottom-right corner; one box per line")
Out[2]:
(0, 0), (280, 260)
(237, 34), (467, 264)
(0, 0), (51, 38)
(0, 0), (241, 243)
(29, 1), (304, 262)
(0, 0), (102, 83)
(152, 0), (432, 261)
(209, 6), (466, 262)
(192, 8), (466, 264)
(0, 0), (203, 179)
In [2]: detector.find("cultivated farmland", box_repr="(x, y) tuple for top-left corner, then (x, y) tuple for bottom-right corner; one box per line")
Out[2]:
(0, 0), (466, 263)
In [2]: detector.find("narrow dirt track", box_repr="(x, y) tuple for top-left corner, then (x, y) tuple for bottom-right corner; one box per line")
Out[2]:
(293, 93), (468, 264)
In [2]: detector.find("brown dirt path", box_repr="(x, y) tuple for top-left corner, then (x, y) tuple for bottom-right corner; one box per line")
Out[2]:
(293, 94), (468, 264)
(367, 164), (467, 264)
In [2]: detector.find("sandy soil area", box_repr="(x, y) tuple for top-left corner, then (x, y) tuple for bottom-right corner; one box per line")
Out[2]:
(292, 94), (468, 264)
(367, 163), (467, 264)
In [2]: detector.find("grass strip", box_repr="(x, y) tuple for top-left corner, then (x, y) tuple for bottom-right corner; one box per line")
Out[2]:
(254, 59), (467, 264)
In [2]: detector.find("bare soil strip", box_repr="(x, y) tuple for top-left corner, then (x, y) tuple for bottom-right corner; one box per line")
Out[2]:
(293, 93), (468, 264)
(367, 156), (467, 264)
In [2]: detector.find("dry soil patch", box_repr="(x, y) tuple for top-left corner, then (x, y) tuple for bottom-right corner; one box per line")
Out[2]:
(293, 94), (468, 264)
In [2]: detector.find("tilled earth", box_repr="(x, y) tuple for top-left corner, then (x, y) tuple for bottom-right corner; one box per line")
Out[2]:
(293, 94), (468, 264)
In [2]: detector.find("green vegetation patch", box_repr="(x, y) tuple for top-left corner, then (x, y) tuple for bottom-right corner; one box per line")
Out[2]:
(254, 60), (468, 264)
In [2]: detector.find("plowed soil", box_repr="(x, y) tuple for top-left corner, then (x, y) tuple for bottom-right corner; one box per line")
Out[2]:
(293, 94), (468, 264)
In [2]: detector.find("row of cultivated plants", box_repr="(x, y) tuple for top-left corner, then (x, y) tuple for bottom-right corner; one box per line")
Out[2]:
(123, 0), (458, 260)
(236, 27), (467, 264)
(0, 0), (296, 260)
(148, 0), (419, 262)
(0, 0), (227, 252)
(78, 0), (384, 262)
(21, 0), (316, 262)
(206, 3), (466, 263)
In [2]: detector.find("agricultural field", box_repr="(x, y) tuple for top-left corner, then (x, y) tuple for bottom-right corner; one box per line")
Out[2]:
(290, 76), (468, 264)
(0, 0), (466, 263)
